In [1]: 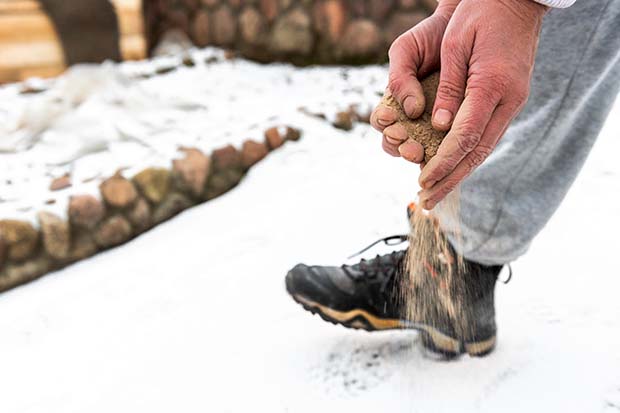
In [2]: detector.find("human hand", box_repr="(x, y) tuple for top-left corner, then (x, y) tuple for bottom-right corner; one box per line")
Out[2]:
(370, 0), (460, 163)
(418, 0), (547, 209)
(371, 0), (547, 210)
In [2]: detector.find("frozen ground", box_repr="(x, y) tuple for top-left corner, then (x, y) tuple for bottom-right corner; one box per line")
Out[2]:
(0, 52), (619, 412)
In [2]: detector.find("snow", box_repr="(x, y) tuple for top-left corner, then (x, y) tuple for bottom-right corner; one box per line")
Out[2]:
(0, 51), (619, 412)
(0, 48), (382, 222)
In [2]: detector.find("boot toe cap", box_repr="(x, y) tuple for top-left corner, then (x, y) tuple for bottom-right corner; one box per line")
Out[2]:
(285, 263), (354, 308)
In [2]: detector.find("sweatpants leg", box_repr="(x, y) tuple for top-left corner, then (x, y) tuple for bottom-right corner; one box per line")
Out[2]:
(437, 0), (620, 266)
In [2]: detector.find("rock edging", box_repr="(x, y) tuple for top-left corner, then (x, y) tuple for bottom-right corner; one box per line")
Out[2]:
(144, 0), (437, 65)
(0, 127), (301, 293)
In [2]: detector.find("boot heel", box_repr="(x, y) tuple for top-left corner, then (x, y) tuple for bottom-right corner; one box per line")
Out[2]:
(420, 330), (497, 358)
(464, 336), (497, 357)
(419, 330), (461, 359)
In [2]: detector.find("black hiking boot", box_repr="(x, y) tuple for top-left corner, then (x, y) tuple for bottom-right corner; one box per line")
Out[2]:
(285, 235), (503, 358)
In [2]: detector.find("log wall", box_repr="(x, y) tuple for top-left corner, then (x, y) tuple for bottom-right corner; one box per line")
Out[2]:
(144, 0), (437, 65)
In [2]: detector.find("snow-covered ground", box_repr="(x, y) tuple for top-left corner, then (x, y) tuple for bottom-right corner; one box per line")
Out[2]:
(0, 52), (619, 412)
(0, 48), (381, 222)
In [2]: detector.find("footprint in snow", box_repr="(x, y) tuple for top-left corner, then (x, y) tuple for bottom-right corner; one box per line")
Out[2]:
(308, 334), (414, 397)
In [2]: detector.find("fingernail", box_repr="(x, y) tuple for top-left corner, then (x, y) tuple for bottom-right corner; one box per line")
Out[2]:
(385, 134), (400, 145)
(434, 109), (452, 127)
(377, 118), (390, 127)
(403, 96), (418, 117)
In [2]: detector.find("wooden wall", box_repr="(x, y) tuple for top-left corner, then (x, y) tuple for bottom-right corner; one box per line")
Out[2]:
(0, 0), (146, 83)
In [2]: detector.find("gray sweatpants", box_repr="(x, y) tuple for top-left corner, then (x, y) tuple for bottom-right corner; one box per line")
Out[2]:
(437, 0), (620, 266)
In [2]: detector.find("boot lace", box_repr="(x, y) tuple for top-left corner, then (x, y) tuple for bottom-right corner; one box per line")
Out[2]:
(342, 235), (409, 296)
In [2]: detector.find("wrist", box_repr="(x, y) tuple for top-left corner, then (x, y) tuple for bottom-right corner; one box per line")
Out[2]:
(496, 0), (549, 23)
(522, 0), (551, 15)
(530, 0), (575, 8)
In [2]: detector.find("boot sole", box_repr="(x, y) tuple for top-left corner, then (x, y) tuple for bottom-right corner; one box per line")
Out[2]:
(290, 293), (495, 358)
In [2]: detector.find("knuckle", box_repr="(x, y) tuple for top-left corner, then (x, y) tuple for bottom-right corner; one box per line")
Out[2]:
(429, 158), (456, 181)
(437, 80), (464, 101)
(488, 71), (512, 91)
(431, 11), (450, 28)
(465, 145), (493, 170)
(388, 30), (417, 61)
(511, 85), (530, 107)
(469, 72), (512, 102)
(472, 69), (531, 106)
(454, 126), (481, 154)
(387, 38), (404, 61)
(469, 83), (504, 104)
(387, 74), (408, 99)
(441, 29), (470, 64)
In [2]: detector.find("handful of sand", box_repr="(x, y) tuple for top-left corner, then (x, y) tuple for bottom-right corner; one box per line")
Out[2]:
(381, 72), (446, 163)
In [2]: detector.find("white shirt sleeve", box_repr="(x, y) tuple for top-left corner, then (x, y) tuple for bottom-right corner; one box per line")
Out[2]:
(532, 0), (577, 8)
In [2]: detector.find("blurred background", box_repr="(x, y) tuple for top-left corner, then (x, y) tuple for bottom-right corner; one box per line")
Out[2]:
(0, 0), (437, 83)
(1, 1), (619, 412)
(0, 0), (437, 292)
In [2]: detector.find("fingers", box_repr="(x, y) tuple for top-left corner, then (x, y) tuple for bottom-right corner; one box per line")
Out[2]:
(432, 35), (470, 131)
(419, 88), (500, 189)
(370, 100), (398, 132)
(386, 8), (458, 119)
(384, 123), (408, 146)
(381, 123), (425, 163)
(398, 139), (425, 163)
(419, 102), (515, 209)
(382, 137), (401, 157)
(376, 7), (457, 162)
(382, 123), (407, 156)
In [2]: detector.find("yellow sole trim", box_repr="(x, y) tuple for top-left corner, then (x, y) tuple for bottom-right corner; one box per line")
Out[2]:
(294, 294), (402, 330)
(465, 336), (497, 356)
(293, 294), (496, 356)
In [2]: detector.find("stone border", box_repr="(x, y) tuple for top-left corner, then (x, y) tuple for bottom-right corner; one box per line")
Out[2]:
(144, 0), (436, 65)
(298, 104), (371, 131)
(0, 124), (301, 293)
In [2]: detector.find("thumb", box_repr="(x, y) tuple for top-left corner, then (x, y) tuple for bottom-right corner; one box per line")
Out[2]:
(387, 2), (459, 120)
(432, 34), (469, 131)
(387, 32), (426, 119)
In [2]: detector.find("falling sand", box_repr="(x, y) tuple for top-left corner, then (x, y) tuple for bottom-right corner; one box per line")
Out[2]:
(402, 193), (472, 341)
(383, 72), (474, 342)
